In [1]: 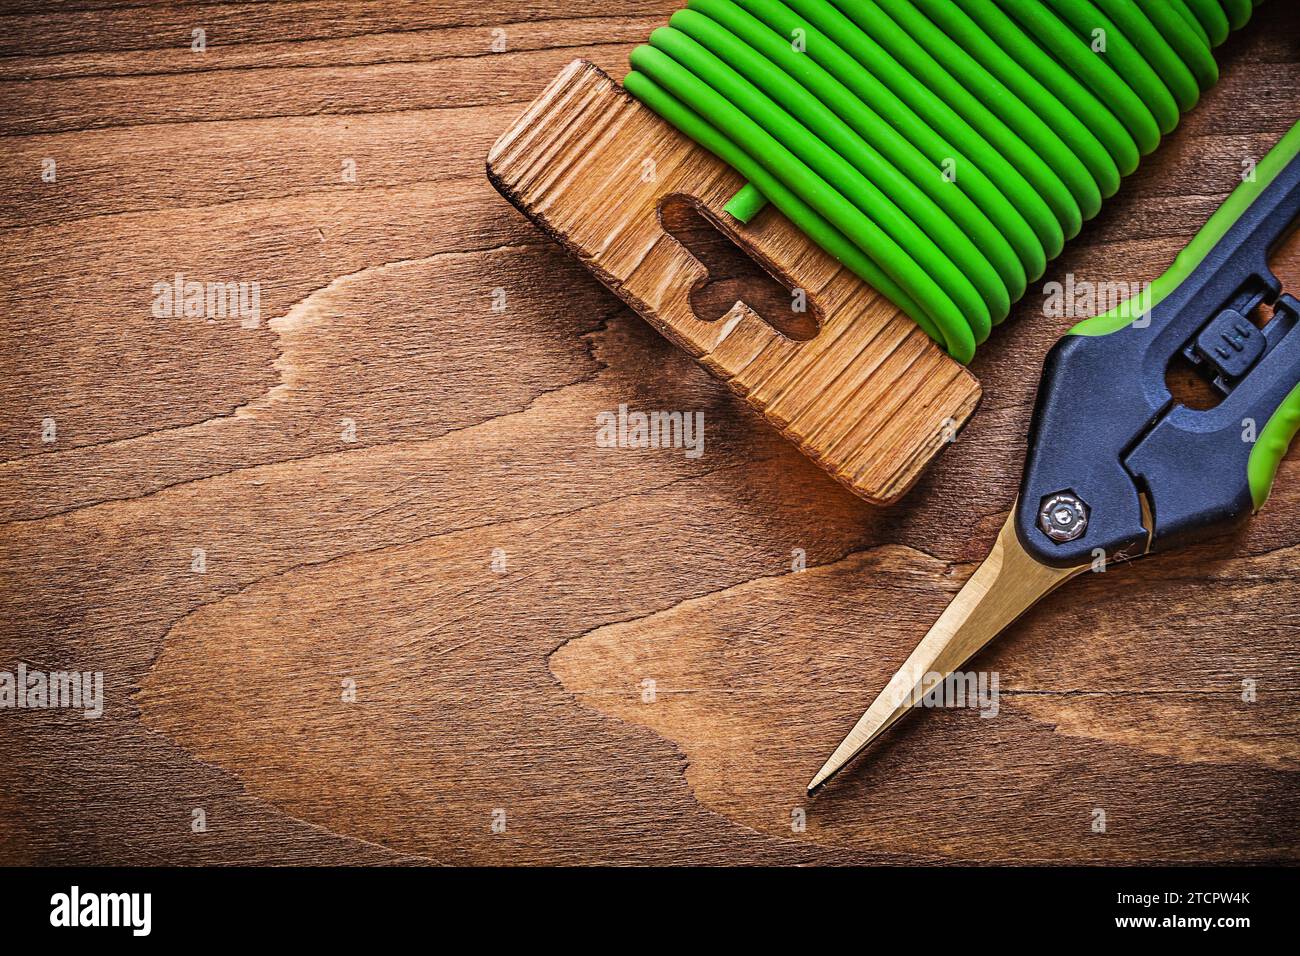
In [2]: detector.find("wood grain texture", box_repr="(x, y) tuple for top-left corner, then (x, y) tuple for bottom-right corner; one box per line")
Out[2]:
(487, 60), (980, 504)
(0, 0), (1298, 866)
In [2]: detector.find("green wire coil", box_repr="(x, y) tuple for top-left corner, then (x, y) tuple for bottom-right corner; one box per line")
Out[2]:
(624, 0), (1263, 362)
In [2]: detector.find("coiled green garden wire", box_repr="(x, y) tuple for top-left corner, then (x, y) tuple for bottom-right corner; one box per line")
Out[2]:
(624, 0), (1263, 362)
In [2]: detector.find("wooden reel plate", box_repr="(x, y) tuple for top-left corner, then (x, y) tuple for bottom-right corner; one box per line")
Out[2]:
(488, 60), (982, 505)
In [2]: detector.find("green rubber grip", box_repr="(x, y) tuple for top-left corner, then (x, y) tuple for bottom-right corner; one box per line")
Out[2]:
(1072, 120), (1300, 337)
(1070, 120), (1300, 512)
(1250, 381), (1300, 509)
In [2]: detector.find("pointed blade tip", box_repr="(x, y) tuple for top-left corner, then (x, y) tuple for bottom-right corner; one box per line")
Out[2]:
(806, 757), (843, 796)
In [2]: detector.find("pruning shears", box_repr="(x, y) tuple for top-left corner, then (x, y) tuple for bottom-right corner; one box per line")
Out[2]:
(810, 120), (1300, 793)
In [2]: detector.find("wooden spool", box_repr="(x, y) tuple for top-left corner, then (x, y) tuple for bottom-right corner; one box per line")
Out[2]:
(487, 60), (982, 505)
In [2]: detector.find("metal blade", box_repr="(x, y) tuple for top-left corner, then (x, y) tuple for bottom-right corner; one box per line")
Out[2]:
(807, 508), (1090, 794)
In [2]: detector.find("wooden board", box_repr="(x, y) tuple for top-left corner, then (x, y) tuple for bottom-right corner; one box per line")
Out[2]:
(488, 60), (980, 505)
(0, 0), (1297, 866)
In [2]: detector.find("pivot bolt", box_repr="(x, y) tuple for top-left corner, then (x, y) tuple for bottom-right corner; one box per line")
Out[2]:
(1039, 492), (1089, 543)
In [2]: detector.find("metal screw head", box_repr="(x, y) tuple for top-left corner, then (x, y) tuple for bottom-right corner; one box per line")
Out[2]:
(1039, 492), (1089, 543)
